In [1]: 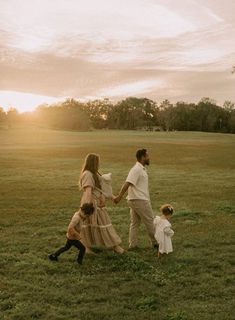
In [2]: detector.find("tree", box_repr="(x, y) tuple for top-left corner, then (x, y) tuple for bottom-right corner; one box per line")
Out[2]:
(6, 108), (19, 127)
(5, 96), (235, 134)
(228, 110), (235, 133)
(85, 99), (113, 129)
(0, 107), (6, 125)
(223, 100), (235, 111)
(169, 102), (197, 131)
(157, 100), (174, 131)
(35, 99), (90, 131)
(107, 97), (157, 129)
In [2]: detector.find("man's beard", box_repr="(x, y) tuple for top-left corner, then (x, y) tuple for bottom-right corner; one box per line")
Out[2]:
(145, 159), (150, 166)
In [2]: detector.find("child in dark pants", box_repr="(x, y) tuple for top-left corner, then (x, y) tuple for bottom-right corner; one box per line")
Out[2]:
(48, 203), (94, 264)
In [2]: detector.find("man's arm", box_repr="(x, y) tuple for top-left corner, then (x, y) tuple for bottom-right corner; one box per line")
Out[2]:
(113, 181), (132, 204)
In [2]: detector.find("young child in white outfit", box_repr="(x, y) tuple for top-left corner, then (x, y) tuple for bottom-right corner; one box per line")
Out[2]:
(153, 204), (174, 257)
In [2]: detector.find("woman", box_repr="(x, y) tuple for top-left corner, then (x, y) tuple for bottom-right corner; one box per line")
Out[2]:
(79, 153), (124, 254)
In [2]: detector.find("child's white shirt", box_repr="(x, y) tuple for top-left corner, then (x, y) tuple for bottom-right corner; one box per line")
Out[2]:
(153, 215), (174, 254)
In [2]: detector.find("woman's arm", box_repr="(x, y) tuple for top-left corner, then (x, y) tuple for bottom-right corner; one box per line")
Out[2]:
(82, 186), (93, 204)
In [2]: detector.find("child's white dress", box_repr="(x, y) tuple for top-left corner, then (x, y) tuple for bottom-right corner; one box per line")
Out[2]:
(153, 215), (174, 254)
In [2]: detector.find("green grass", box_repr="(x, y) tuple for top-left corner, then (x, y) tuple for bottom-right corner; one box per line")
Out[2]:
(0, 127), (235, 320)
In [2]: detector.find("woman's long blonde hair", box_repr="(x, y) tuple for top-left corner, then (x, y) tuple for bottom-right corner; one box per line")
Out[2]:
(80, 153), (101, 189)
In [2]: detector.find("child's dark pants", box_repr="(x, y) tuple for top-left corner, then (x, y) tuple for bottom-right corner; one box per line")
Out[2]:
(54, 238), (86, 263)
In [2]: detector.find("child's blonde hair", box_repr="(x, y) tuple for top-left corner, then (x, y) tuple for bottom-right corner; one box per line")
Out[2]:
(160, 204), (174, 215)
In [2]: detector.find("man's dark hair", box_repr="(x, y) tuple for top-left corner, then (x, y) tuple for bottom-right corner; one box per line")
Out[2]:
(136, 149), (147, 161)
(80, 203), (95, 215)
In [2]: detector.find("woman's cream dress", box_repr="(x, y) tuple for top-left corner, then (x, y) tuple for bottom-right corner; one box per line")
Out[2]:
(80, 170), (122, 248)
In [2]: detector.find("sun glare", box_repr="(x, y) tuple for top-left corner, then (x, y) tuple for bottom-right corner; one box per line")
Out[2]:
(0, 91), (63, 113)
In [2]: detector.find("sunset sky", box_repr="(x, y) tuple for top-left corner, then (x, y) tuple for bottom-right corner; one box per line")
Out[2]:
(0, 0), (235, 112)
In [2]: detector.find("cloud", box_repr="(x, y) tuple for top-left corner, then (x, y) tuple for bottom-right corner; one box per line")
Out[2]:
(98, 79), (166, 97)
(0, 0), (235, 110)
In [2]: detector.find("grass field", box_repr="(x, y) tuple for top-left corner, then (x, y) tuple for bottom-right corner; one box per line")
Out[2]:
(0, 127), (235, 320)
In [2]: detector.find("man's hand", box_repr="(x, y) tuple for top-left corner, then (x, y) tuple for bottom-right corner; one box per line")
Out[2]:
(113, 182), (131, 204)
(113, 194), (122, 204)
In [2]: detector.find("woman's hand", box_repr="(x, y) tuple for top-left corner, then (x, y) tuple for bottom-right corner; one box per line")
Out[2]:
(113, 194), (122, 204)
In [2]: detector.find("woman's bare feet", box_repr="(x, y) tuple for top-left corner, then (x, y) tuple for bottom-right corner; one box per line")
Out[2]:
(113, 245), (125, 254)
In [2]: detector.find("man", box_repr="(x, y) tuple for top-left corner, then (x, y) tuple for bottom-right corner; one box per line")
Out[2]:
(114, 149), (157, 249)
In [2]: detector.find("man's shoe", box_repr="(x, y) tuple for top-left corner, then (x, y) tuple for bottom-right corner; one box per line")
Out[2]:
(48, 254), (58, 261)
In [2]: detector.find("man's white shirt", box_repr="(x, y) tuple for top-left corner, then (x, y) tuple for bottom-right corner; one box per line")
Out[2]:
(126, 162), (150, 201)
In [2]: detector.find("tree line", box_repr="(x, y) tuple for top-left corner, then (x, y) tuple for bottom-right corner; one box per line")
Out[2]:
(0, 97), (235, 133)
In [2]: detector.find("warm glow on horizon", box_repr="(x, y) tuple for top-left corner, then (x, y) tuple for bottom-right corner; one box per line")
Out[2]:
(0, 79), (165, 112)
(0, 91), (64, 113)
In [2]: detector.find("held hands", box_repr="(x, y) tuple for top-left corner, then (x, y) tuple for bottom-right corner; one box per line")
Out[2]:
(112, 182), (129, 204)
(113, 194), (122, 204)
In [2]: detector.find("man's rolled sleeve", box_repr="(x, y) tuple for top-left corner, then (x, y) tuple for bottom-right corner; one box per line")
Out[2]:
(126, 168), (139, 186)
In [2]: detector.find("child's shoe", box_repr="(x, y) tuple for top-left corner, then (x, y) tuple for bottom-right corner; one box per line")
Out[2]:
(48, 254), (58, 261)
